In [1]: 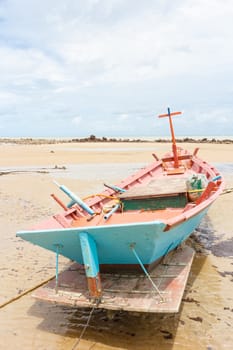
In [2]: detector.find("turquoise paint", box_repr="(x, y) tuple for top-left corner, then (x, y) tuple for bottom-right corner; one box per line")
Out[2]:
(17, 221), (165, 264)
(54, 181), (95, 215)
(67, 199), (76, 208)
(79, 232), (99, 278)
(54, 244), (62, 291)
(17, 208), (209, 266)
(105, 184), (126, 193)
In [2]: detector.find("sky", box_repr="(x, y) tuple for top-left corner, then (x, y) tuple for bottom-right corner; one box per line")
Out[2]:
(0, 0), (233, 138)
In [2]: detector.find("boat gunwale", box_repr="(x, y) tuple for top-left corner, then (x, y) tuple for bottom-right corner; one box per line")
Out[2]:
(70, 149), (225, 230)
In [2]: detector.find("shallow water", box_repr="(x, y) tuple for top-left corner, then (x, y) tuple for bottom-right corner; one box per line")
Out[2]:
(0, 163), (232, 350)
(213, 163), (233, 174)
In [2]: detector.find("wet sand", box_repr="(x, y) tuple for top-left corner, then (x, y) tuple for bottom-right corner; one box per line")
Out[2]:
(0, 142), (232, 350)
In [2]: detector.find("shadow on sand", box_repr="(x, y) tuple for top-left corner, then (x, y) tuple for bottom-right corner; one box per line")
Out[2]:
(27, 243), (208, 350)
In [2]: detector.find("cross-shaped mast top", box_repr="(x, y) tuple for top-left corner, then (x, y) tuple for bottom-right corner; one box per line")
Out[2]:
(158, 108), (182, 168)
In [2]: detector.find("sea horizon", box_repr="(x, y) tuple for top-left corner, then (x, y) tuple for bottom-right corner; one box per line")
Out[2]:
(1, 135), (233, 141)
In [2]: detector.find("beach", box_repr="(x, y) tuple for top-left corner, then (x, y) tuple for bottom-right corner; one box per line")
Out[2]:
(0, 141), (232, 350)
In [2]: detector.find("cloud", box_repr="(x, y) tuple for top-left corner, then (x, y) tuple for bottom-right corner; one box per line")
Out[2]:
(0, 0), (233, 137)
(72, 116), (82, 126)
(118, 114), (129, 121)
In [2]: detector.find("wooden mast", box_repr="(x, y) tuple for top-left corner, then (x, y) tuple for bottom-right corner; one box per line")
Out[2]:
(158, 108), (182, 168)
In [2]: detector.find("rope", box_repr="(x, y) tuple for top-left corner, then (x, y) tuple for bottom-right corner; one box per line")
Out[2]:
(0, 275), (55, 309)
(71, 305), (97, 350)
(188, 188), (203, 193)
(82, 193), (121, 219)
(82, 193), (119, 201)
(0, 274), (96, 348)
(221, 187), (233, 195)
(130, 246), (164, 302)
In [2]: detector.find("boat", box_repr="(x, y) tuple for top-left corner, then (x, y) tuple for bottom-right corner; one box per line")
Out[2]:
(17, 108), (224, 303)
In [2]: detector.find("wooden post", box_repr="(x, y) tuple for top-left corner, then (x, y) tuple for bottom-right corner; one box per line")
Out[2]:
(158, 108), (182, 168)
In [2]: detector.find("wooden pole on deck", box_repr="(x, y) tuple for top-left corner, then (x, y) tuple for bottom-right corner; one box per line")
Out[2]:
(158, 108), (182, 168)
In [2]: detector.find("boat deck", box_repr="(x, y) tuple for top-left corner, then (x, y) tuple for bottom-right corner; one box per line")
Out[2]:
(71, 207), (185, 227)
(33, 245), (194, 313)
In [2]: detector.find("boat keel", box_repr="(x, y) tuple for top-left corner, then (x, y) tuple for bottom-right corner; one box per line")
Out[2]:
(79, 232), (102, 300)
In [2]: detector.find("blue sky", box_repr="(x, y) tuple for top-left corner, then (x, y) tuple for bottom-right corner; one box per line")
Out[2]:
(0, 0), (233, 137)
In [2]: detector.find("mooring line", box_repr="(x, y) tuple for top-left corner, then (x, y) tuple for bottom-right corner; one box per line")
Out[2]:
(71, 305), (97, 350)
(130, 245), (165, 302)
(0, 275), (55, 309)
(221, 187), (233, 195)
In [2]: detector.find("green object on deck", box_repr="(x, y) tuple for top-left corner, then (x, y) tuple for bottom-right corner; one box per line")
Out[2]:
(122, 194), (187, 211)
(186, 174), (208, 202)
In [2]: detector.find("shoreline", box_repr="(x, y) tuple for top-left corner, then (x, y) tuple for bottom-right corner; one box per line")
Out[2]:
(0, 135), (233, 145)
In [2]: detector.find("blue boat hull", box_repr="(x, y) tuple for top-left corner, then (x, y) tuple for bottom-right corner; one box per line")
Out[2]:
(17, 207), (208, 267)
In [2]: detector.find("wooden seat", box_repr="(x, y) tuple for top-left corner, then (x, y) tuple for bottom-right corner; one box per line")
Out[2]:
(119, 177), (188, 200)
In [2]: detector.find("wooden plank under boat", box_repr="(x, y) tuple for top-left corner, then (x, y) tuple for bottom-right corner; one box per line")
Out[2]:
(33, 245), (194, 313)
(17, 108), (224, 308)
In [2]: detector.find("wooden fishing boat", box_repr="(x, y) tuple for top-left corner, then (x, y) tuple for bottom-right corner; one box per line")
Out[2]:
(17, 109), (224, 303)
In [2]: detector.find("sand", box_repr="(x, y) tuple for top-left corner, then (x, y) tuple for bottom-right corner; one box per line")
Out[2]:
(0, 141), (233, 167)
(0, 141), (232, 350)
